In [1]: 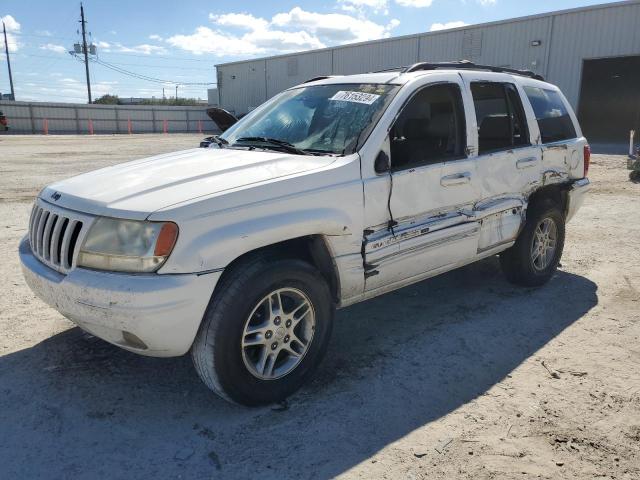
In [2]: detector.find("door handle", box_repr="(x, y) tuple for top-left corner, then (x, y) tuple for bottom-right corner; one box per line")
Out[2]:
(441, 172), (471, 186)
(545, 143), (568, 151)
(516, 157), (538, 169)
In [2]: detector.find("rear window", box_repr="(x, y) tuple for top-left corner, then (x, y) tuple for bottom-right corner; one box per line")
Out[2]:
(523, 86), (577, 144)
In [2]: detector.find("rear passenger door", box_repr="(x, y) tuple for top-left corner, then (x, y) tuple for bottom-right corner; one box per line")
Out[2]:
(462, 74), (542, 253)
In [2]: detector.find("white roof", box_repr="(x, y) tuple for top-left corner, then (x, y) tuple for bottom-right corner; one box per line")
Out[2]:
(297, 69), (555, 90)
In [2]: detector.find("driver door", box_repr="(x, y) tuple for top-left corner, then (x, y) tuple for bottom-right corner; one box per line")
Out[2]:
(362, 75), (481, 293)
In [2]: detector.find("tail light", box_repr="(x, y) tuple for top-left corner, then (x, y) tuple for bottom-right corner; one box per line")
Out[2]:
(583, 145), (591, 177)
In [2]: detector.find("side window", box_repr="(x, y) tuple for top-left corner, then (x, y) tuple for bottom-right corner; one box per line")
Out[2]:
(523, 86), (577, 144)
(471, 82), (530, 154)
(390, 83), (466, 170)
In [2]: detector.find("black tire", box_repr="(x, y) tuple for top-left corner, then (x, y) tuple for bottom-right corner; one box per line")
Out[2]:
(191, 254), (334, 406)
(499, 204), (565, 287)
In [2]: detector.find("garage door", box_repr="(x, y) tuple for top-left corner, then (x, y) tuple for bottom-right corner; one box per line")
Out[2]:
(578, 56), (640, 144)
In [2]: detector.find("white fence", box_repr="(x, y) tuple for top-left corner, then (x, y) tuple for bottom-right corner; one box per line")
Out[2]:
(0, 101), (219, 135)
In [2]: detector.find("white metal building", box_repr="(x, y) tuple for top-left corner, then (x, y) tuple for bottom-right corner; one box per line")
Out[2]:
(215, 0), (640, 143)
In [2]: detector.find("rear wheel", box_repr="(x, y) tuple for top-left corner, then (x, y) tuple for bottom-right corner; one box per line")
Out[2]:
(191, 254), (334, 406)
(500, 205), (565, 287)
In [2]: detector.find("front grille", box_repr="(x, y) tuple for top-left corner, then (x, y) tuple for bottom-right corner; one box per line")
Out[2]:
(28, 202), (88, 273)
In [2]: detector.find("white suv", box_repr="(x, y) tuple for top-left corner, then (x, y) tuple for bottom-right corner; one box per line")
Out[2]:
(20, 62), (591, 406)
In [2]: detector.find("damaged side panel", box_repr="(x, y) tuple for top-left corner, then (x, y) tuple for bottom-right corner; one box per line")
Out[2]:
(363, 210), (481, 291)
(362, 196), (529, 291)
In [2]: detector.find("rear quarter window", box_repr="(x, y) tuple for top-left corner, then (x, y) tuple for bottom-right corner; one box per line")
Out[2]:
(523, 86), (577, 144)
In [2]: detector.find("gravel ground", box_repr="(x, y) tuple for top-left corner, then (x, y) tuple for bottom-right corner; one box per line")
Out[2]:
(0, 134), (639, 479)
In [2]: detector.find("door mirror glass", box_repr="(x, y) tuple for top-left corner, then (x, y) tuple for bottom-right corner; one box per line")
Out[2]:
(374, 150), (390, 174)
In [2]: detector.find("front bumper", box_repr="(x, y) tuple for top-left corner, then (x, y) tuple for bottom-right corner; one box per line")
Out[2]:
(566, 178), (591, 223)
(19, 237), (221, 357)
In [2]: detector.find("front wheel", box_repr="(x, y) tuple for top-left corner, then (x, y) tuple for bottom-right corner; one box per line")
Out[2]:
(191, 255), (334, 406)
(500, 205), (565, 287)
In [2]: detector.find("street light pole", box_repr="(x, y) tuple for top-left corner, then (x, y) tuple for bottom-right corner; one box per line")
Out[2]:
(79, 3), (92, 103)
(2, 21), (15, 100)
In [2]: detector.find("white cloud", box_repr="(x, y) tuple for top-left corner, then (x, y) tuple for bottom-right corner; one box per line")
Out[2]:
(476, 0), (497, 5)
(168, 7), (399, 56)
(209, 12), (269, 30)
(272, 7), (397, 44)
(429, 21), (468, 31)
(148, 34), (163, 41)
(338, 0), (389, 15)
(39, 43), (67, 54)
(167, 27), (264, 56)
(1, 14), (19, 31)
(245, 29), (325, 52)
(1, 15), (21, 52)
(114, 43), (167, 55)
(394, 0), (434, 7)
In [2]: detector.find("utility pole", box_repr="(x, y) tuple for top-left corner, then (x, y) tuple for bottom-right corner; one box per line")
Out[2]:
(80, 3), (92, 103)
(175, 85), (178, 101)
(2, 21), (15, 100)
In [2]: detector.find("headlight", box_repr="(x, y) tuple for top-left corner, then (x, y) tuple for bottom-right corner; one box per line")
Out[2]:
(78, 217), (178, 273)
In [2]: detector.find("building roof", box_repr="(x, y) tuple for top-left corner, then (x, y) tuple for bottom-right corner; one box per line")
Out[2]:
(215, 0), (640, 68)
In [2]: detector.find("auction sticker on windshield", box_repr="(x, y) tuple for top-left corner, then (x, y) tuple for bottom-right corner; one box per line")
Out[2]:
(330, 91), (381, 105)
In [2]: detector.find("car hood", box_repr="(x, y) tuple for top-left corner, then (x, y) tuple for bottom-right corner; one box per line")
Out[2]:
(41, 147), (336, 220)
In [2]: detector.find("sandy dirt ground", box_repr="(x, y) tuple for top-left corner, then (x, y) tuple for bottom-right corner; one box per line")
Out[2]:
(0, 134), (639, 479)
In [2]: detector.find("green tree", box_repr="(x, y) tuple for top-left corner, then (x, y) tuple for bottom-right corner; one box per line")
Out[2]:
(94, 94), (120, 105)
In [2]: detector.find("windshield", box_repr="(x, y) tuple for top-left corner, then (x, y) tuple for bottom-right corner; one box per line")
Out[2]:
(220, 83), (399, 155)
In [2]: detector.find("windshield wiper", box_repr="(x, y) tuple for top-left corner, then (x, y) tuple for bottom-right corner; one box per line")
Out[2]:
(212, 135), (228, 148)
(233, 137), (307, 155)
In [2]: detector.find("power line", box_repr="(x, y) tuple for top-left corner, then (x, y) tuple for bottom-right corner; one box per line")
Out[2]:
(97, 51), (216, 62)
(91, 57), (216, 86)
(9, 33), (216, 63)
(11, 31), (77, 42)
(95, 59), (213, 71)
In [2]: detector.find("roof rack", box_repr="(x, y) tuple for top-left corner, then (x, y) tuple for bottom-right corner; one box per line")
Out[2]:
(303, 75), (335, 83)
(401, 60), (545, 81)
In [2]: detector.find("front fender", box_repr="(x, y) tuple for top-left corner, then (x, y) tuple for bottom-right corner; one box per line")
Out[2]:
(164, 207), (356, 273)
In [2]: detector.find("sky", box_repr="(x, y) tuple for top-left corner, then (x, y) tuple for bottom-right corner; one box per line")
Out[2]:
(0, 0), (618, 103)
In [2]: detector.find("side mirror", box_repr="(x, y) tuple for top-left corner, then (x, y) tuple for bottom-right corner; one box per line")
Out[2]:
(374, 150), (390, 174)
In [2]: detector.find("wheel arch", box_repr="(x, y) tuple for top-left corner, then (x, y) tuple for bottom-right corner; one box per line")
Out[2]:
(216, 235), (341, 304)
(527, 183), (570, 218)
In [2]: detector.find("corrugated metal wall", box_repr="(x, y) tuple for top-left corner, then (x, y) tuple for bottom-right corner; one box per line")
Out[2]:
(333, 37), (419, 74)
(0, 101), (217, 135)
(547, 1), (640, 106)
(216, 0), (640, 114)
(217, 59), (267, 116)
(266, 50), (333, 98)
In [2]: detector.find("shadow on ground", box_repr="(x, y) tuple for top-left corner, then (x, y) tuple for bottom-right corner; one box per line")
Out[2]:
(0, 258), (597, 479)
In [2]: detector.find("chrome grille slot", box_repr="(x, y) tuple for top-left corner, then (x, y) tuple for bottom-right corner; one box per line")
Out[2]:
(28, 201), (90, 274)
